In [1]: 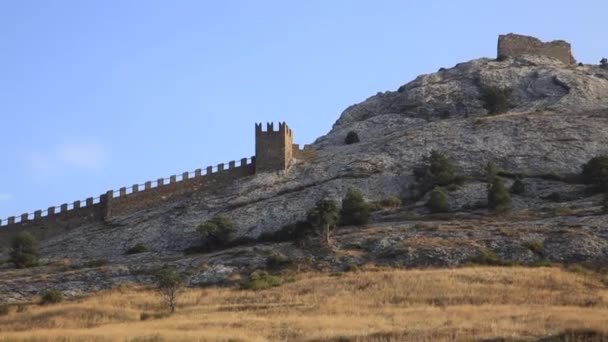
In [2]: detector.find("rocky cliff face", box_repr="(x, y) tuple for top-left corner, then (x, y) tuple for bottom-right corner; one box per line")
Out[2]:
(3, 39), (608, 304)
(8, 54), (608, 261)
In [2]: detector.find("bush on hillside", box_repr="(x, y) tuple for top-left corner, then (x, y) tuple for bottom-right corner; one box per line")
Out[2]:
(266, 251), (291, 269)
(487, 178), (511, 213)
(345, 131), (360, 145)
(600, 58), (608, 69)
(241, 270), (283, 291)
(9, 232), (39, 269)
(510, 178), (526, 195)
(40, 289), (63, 305)
(197, 215), (235, 251)
(155, 268), (184, 313)
(413, 151), (462, 199)
(426, 187), (449, 213)
(340, 188), (371, 226)
(581, 155), (608, 191)
(307, 199), (340, 246)
(480, 86), (512, 115)
(126, 243), (150, 255)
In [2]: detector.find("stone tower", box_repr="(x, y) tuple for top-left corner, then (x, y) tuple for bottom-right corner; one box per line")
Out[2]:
(255, 122), (294, 173)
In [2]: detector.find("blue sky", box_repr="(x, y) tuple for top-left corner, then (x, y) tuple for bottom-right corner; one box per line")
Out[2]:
(0, 0), (605, 219)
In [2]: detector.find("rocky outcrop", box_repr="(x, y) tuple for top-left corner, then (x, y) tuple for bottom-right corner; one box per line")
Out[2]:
(2, 36), (608, 304)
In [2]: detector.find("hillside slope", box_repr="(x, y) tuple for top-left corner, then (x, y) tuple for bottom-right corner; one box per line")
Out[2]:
(2, 44), (608, 304)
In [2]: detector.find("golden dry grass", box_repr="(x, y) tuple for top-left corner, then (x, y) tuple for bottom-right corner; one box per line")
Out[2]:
(1, 266), (608, 341)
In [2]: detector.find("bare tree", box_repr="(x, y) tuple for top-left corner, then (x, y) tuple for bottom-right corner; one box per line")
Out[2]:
(155, 268), (184, 313)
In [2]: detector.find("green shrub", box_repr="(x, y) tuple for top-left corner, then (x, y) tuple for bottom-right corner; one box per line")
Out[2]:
(480, 86), (512, 115)
(581, 155), (608, 191)
(426, 187), (449, 213)
(197, 215), (235, 251)
(344, 263), (359, 272)
(487, 178), (511, 213)
(9, 232), (39, 269)
(470, 250), (512, 266)
(307, 199), (340, 246)
(510, 178), (526, 195)
(40, 289), (63, 305)
(378, 196), (402, 208)
(126, 243), (150, 255)
(567, 264), (592, 275)
(600, 58), (608, 69)
(155, 269), (184, 313)
(413, 151), (461, 197)
(524, 240), (544, 256)
(485, 161), (499, 182)
(241, 270), (283, 290)
(345, 131), (360, 145)
(266, 251), (291, 269)
(340, 188), (371, 226)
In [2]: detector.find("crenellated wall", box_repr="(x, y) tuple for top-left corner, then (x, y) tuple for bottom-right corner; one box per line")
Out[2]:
(0, 122), (310, 248)
(106, 158), (255, 217)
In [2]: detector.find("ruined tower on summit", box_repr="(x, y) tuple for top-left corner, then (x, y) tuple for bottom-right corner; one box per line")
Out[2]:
(497, 33), (576, 65)
(255, 122), (295, 173)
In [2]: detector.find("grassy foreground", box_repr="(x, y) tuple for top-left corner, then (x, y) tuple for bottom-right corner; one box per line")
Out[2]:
(1, 266), (608, 341)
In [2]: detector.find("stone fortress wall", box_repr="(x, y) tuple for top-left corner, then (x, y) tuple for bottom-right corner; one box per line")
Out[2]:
(497, 33), (576, 65)
(0, 122), (306, 248)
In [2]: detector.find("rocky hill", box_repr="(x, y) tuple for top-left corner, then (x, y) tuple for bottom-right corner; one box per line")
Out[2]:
(2, 34), (608, 304)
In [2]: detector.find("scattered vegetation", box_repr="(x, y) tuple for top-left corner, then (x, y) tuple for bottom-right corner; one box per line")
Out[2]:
(581, 155), (608, 191)
(40, 289), (64, 305)
(241, 270), (283, 290)
(197, 215), (235, 251)
(487, 177), (511, 213)
(126, 243), (150, 255)
(600, 57), (608, 69)
(376, 196), (403, 208)
(470, 249), (512, 266)
(485, 161), (499, 182)
(155, 269), (184, 313)
(412, 150), (463, 199)
(344, 131), (360, 145)
(426, 187), (449, 213)
(340, 188), (371, 226)
(306, 198), (340, 246)
(480, 85), (512, 115)
(524, 240), (544, 256)
(266, 251), (291, 269)
(510, 178), (526, 195)
(344, 263), (359, 272)
(3, 267), (606, 341)
(9, 231), (39, 269)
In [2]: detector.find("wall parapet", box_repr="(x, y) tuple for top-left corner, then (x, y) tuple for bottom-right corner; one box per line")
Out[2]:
(0, 156), (256, 229)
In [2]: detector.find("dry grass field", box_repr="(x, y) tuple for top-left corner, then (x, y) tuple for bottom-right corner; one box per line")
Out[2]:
(1, 266), (608, 341)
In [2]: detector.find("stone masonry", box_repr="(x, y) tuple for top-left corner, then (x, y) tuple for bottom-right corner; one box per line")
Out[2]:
(497, 33), (576, 64)
(0, 122), (302, 248)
